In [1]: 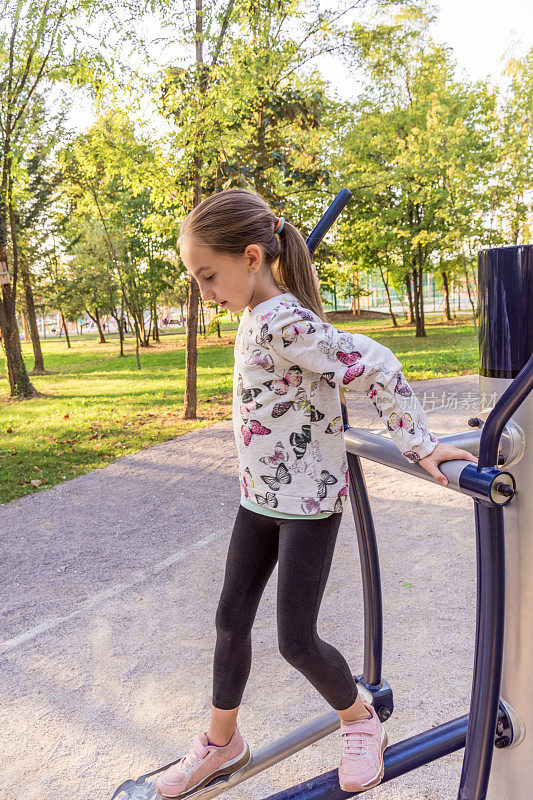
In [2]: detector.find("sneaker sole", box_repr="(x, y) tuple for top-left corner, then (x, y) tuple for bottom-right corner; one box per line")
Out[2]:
(338, 726), (388, 793)
(157, 741), (252, 800)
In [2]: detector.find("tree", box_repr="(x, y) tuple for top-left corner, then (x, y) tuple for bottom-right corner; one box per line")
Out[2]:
(0, 0), (166, 394)
(339, 2), (496, 335)
(155, 0), (362, 417)
(495, 48), (533, 246)
(11, 96), (67, 370)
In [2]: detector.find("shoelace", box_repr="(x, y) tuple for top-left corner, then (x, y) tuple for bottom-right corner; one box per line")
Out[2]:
(179, 736), (208, 773)
(342, 728), (373, 757)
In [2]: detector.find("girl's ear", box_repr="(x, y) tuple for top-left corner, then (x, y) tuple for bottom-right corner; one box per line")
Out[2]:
(244, 243), (263, 271)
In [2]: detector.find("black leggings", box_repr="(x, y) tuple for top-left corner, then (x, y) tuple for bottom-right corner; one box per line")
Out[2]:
(212, 504), (359, 711)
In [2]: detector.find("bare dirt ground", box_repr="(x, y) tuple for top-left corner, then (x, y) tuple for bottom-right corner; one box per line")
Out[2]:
(1, 375), (482, 800)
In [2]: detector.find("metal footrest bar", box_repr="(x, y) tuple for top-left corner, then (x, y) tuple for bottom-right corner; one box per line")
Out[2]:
(261, 716), (469, 800)
(142, 709), (344, 800)
(111, 709), (342, 800)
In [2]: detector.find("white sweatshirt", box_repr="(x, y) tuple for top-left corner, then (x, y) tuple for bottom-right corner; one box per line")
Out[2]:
(233, 292), (439, 516)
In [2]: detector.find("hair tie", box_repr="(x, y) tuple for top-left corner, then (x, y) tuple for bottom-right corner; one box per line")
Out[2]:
(274, 216), (285, 236)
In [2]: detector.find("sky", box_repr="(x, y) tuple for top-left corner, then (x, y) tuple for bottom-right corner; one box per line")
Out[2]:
(433, 0), (530, 84)
(70, 0), (532, 132)
(317, 0), (532, 100)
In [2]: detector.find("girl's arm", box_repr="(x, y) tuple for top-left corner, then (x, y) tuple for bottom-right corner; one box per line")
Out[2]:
(266, 303), (438, 464)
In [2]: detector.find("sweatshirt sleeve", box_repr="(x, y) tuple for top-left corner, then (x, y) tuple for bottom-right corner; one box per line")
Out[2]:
(266, 303), (439, 463)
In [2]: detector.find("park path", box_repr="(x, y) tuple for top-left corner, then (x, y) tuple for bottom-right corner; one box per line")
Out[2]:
(1, 375), (481, 800)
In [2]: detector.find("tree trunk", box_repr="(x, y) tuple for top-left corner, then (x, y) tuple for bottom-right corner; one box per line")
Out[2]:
(184, 269), (200, 419)
(411, 256), (427, 337)
(376, 256), (398, 327)
(405, 273), (414, 323)
(152, 301), (160, 342)
(86, 307), (107, 343)
(20, 259), (45, 371)
(183, 0), (204, 420)
(199, 297), (206, 336)
(461, 254), (478, 336)
(144, 309), (152, 346)
(411, 268), (420, 335)
(0, 179), (35, 396)
(181, 0), (234, 416)
(117, 305), (125, 356)
(0, 284), (35, 396)
(119, 305), (125, 355)
(441, 270), (452, 321)
(130, 301), (148, 346)
(109, 309), (125, 356)
(60, 311), (71, 348)
(416, 256), (426, 337)
(133, 315), (141, 369)
(21, 312), (29, 341)
(131, 312), (142, 348)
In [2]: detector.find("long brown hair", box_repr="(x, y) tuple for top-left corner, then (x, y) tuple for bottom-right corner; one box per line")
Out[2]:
(180, 188), (328, 322)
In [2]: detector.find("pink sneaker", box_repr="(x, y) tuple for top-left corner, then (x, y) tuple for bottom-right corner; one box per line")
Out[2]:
(155, 727), (251, 799)
(338, 702), (388, 792)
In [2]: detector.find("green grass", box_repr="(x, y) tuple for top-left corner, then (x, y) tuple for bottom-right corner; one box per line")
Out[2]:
(0, 313), (478, 505)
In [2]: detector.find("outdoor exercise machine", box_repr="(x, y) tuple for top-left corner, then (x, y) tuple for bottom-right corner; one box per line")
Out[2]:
(111, 191), (533, 800)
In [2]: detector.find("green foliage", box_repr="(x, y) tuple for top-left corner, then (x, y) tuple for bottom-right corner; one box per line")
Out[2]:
(2, 0), (531, 391)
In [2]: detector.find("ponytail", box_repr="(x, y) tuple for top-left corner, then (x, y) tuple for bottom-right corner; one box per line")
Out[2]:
(273, 221), (328, 322)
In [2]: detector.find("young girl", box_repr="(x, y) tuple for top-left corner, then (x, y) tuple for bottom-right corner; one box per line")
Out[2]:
(155, 189), (477, 799)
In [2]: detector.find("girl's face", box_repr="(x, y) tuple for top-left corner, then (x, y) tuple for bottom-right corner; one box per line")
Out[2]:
(178, 234), (267, 313)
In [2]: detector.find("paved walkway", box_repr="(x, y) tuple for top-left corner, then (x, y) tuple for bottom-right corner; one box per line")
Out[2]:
(1, 375), (481, 800)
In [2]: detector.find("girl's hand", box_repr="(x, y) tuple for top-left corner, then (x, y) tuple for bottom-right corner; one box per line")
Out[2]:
(419, 443), (478, 487)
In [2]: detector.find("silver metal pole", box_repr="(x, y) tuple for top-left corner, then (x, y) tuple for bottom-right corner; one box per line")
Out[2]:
(477, 244), (533, 800)
(126, 709), (343, 800)
(344, 428), (483, 497)
(486, 377), (532, 800)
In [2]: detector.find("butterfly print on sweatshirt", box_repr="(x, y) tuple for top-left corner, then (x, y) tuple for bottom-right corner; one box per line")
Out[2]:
(272, 387), (325, 422)
(236, 374), (263, 419)
(288, 458), (317, 478)
(292, 306), (315, 321)
(386, 411), (415, 435)
(263, 366), (302, 395)
(254, 491), (278, 508)
(245, 349), (275, 372)
(240, 466), (254, 498)
(289, 424), (311, 459)
(260, 462), (292, 491)
(259, 441), (290, 468)
(367, 381), (385, 416)
(255, 324), (273, 348)
(325, 416), (343, 435)
(316, 469), (338, 500)
(395, 371), (413, 397)
(241, 419), (271, 446)
(301, 497), (322, 514)
(280, 319), (316, 347)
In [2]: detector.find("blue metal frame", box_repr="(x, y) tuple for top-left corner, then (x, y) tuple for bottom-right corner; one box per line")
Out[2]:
(345, 451), (383, 689)
(303, 200), (533, 800)
(456, 352), (533, 800)
(306, 189), (352, 257)
(262, 716), (469, 800)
